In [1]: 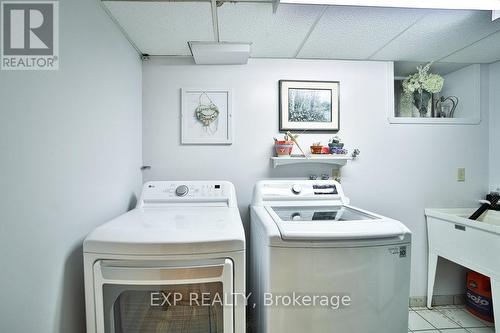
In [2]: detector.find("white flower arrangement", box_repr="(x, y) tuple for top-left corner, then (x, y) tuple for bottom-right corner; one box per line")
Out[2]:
(402, 63), (444, 95)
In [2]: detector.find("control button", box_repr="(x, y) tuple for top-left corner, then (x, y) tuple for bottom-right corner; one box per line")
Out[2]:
(291, 213), (302, 221)
(291, 184), (302, 195)
(175, 185), (189, 197)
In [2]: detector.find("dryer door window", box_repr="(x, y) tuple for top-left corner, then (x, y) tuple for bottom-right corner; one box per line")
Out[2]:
(103, 283), (224, 333)
(92, 259), (234, 333)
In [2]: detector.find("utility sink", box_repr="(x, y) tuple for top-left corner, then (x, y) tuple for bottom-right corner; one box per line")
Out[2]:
(446, 209), (500, 225)
(425, 208), (500, 332)
(470, 209), (500, 226)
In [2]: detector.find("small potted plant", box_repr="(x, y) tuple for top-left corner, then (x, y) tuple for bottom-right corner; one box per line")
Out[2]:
(328, 136), (348, 155)
(274, 136), (294, 156)
(403, 63), (444, 117)
(327, 136), (341, 153)
(310, 142), (324, 154)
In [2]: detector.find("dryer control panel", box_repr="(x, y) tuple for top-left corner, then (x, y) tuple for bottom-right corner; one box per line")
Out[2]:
(138, 181), (237, 208)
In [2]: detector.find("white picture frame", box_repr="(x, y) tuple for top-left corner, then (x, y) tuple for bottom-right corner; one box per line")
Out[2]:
(181, 88), (233, 145)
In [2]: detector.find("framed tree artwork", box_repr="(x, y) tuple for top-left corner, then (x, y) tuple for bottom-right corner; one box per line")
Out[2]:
(279, 80), (340, 132)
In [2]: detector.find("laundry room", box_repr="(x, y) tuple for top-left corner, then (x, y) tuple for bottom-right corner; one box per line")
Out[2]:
(1, 0), (500, 333)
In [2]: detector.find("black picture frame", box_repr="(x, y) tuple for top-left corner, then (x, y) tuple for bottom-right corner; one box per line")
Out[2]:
(279, 80), (340, 133)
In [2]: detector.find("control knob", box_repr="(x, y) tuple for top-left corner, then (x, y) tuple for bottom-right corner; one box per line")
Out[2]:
(175, 185), (189, 197)
(291, 184), (302, 195)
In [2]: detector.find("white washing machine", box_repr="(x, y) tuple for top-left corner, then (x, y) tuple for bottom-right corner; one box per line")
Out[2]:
(250, 180), (411, 333)
(84, 181), (245, 333)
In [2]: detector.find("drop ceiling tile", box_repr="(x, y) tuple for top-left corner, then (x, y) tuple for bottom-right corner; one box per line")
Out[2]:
(218, 3), (324, 58)
(102, 1), (214, 55)
(372, 9), (500, 62)
(297, 6), (426, 60)
(440, 30), (500, 63)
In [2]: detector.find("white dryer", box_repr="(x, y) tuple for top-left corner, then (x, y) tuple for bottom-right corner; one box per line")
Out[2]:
(250, 180), (411, 333)
(84, 181), (245, 333)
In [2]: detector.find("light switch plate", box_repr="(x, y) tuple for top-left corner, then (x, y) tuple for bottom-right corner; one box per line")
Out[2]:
(457, 168), (465, 182)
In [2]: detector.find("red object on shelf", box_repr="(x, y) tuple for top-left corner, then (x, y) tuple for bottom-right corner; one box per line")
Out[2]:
(275, 141), (294, 156)
(310, 146), (324, 154)
(466, 271), (494, 322)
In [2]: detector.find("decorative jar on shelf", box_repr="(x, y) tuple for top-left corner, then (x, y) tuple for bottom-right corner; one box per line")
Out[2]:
(310, 145), (324, 154)
(274, 141), (294, 156)
(413, 89), (432, 117)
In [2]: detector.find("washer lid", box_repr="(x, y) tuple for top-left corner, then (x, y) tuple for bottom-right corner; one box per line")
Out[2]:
(84, 207), (245, 255)
(266, 205), (408, 240)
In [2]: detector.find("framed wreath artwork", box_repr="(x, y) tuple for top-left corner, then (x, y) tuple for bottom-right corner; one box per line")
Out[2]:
(181, 88), (233, 145)
(279, 80), (340, 132)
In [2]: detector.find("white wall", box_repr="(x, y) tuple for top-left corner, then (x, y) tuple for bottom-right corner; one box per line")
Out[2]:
(142, 57), (489, 297)
(0, 1), (142, 332)
(441, 64), (481, 120)
(490, 61), (500, 191)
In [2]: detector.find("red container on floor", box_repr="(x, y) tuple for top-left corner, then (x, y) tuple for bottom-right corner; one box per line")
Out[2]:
(465, 271), (494, 322)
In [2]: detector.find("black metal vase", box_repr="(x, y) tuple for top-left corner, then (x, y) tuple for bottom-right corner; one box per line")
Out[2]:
(413, 90), (432, 117)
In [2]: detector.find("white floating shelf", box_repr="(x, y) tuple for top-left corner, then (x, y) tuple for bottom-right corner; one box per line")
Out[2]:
(271, 155), (353, 168)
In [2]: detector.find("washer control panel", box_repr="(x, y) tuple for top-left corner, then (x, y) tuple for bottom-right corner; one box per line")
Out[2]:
(253, 180), (348, 206)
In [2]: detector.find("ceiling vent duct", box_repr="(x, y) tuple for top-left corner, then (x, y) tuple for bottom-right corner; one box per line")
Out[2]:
(188, 42), (252, 65)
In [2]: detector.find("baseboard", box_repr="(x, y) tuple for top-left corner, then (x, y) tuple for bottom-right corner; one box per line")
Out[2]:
(409, 294), (465, 307)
